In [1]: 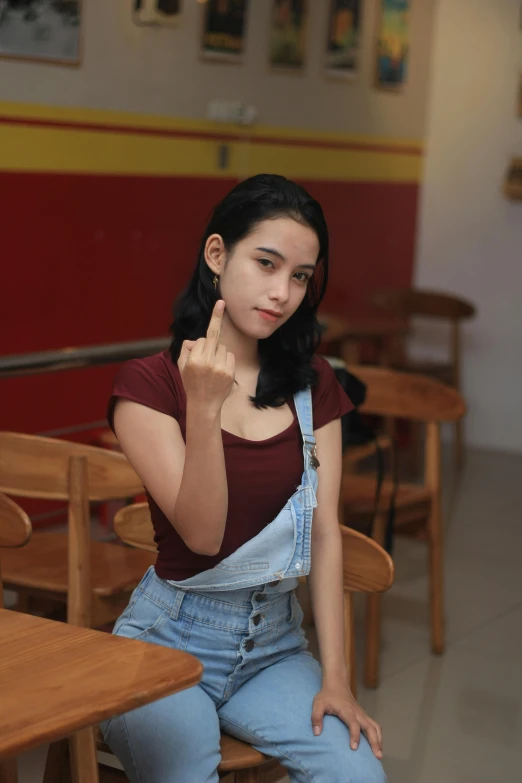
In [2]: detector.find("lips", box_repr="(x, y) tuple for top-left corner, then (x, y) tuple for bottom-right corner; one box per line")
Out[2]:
(257, 308), (283, 319)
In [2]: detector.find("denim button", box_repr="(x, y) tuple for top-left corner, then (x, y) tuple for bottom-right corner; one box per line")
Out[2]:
(244, 639), (255, 652)
(253, 615), (261, 626)
(295, 563), (302, 570)
(256, 593), (267, 601)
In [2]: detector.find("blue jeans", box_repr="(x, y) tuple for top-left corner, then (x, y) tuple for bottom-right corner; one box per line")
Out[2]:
(101, 567), (386, 783)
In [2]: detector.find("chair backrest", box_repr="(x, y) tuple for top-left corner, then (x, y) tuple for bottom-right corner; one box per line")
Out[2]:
(0, 432), (144, 628)
(114, 503), (391, 594)
(348, 365), (466, 424)
(339, 525), (394, 594)
(114, 502), (158, 553)
(372, 288), (476, 322)
(0, 432), (143, 501)
(347, 364), (466, 496)
(0, 493), (32, 609)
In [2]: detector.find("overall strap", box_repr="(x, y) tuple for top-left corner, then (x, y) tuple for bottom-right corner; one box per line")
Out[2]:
(293, 386), (317, 472)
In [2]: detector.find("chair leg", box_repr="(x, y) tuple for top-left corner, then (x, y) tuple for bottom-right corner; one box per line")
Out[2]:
(69, 728), (99, 783)
(455, 419), (464, 470)
(428, 504), (445, 655)
(364, 593), (382, 689)
(364, 512), (386, 689)
(343, 592), (357, 698)
(0, 759), (18, 783)
(15, 590), (31, 614)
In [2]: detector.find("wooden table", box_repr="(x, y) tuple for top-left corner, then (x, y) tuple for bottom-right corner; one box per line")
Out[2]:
(0, 609), (203, 778)
(319, 314), (408, 366)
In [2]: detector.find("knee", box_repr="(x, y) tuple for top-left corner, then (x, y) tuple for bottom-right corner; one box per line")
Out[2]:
(319, 731), (386, 783)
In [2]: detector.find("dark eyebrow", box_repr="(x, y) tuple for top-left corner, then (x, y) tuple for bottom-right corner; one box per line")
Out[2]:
(255, 247), (316, 271)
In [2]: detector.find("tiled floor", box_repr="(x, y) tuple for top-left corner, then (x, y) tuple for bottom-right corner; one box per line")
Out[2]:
(10, 446), (522, 783)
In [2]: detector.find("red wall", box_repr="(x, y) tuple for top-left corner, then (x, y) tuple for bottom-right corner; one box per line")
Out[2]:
(0, 172), (418, 436)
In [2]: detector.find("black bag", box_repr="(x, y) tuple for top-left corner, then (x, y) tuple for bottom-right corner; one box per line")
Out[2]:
(326, 357), (373, 450)
(327, 357), (397, 554)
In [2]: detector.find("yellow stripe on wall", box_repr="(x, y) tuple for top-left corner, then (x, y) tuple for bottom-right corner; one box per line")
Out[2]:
(0, 101), (424, 183)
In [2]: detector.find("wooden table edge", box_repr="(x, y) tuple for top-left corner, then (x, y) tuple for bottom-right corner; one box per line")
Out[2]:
(0, 610), (203, 759)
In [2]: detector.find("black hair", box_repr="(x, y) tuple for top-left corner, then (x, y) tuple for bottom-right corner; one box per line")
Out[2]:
(169, 173), (329, 408)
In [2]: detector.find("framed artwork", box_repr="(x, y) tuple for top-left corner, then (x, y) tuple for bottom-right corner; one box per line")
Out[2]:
(325, 0), (363, 80)
(133, 0), (182, 27)
(0, 0), (82, 66)
(375, 0), (410, 91)
(201, 0), (249, 63)
(269, 0), (308, 71)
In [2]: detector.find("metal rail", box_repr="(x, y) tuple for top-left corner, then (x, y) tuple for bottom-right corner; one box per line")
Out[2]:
(0, 337), (170, 379)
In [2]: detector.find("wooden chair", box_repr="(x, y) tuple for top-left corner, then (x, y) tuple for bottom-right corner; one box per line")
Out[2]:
(90, 502), (395, 783)
(0, 494), (100, 783)
(0, 433), (157, 783)
(339, 365), (466, 689)
(0, 493), (32, 783)
(0, 432), (155, 629)
(371, 288), (476, 466)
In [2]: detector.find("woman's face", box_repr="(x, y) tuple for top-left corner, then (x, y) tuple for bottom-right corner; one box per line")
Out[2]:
(207, 217), (319, 340)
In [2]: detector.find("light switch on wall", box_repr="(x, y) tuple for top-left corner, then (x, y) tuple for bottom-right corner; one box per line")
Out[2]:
(207, 101), (257, 126)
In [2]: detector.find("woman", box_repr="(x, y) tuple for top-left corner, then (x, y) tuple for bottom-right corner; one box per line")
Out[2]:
(102, 174), (386, 783)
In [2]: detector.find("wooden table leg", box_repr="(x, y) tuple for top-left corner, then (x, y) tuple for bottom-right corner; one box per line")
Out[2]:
(70, 728), (99, 783)
(0, 759), (18, 783)
(43, 739), (71, 783)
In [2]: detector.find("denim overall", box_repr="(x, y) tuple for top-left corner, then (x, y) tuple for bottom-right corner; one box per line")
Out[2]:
(166, 384), (319, 592)
(101, 387), (386, 783)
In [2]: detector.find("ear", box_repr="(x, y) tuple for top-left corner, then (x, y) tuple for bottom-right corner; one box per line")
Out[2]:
(204, 234), (226, 276)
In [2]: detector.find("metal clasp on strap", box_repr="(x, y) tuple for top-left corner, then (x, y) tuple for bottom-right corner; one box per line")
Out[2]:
(304, 437), (320, 469)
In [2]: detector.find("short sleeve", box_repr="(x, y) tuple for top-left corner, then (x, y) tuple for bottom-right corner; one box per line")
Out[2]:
(107, 354), (180, 432)
(311, 356), (354, 431)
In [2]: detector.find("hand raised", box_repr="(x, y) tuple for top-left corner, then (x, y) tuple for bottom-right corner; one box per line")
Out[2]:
(178, 300), (236, 413)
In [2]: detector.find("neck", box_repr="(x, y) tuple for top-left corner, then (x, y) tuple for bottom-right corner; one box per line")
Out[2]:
(218, 313), (260, 373)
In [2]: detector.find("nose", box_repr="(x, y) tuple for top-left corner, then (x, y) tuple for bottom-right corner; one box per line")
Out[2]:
(269, 274), (290, 305)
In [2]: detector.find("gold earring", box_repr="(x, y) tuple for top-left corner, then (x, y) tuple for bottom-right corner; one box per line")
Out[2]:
(213, 275), (219, 289)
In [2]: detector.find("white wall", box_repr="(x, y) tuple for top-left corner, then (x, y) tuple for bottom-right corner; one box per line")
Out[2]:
(415, 0), (522, 454)
(0, 0), (436, 138)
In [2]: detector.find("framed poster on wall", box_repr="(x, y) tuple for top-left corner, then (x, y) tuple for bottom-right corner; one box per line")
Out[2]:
(375, 0), (410, 91)
(269, 0), (308, 71)
(201, 0), (249, 63)
(133, 0), (182, 27)
(325, 0), (363, 80)
(0, 0), (82, 66)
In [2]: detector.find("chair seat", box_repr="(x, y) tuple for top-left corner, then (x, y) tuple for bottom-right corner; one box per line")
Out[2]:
(342, 475), (432, 520)
(1, 532), (156, 596)
(95, 727), (270, 773)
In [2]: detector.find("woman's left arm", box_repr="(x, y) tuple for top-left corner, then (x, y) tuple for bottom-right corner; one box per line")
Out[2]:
(307, 418), (383, 759)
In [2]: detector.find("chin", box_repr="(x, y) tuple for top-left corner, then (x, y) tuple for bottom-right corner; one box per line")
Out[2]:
(246, 324), (276, 340)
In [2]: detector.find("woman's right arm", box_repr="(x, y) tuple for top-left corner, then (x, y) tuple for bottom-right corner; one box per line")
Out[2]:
(114, 300), (235, 556)
(114, 399), (228, 555)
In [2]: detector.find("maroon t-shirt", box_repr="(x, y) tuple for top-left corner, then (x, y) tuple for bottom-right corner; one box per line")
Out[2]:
(108, 351), (353, 580)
